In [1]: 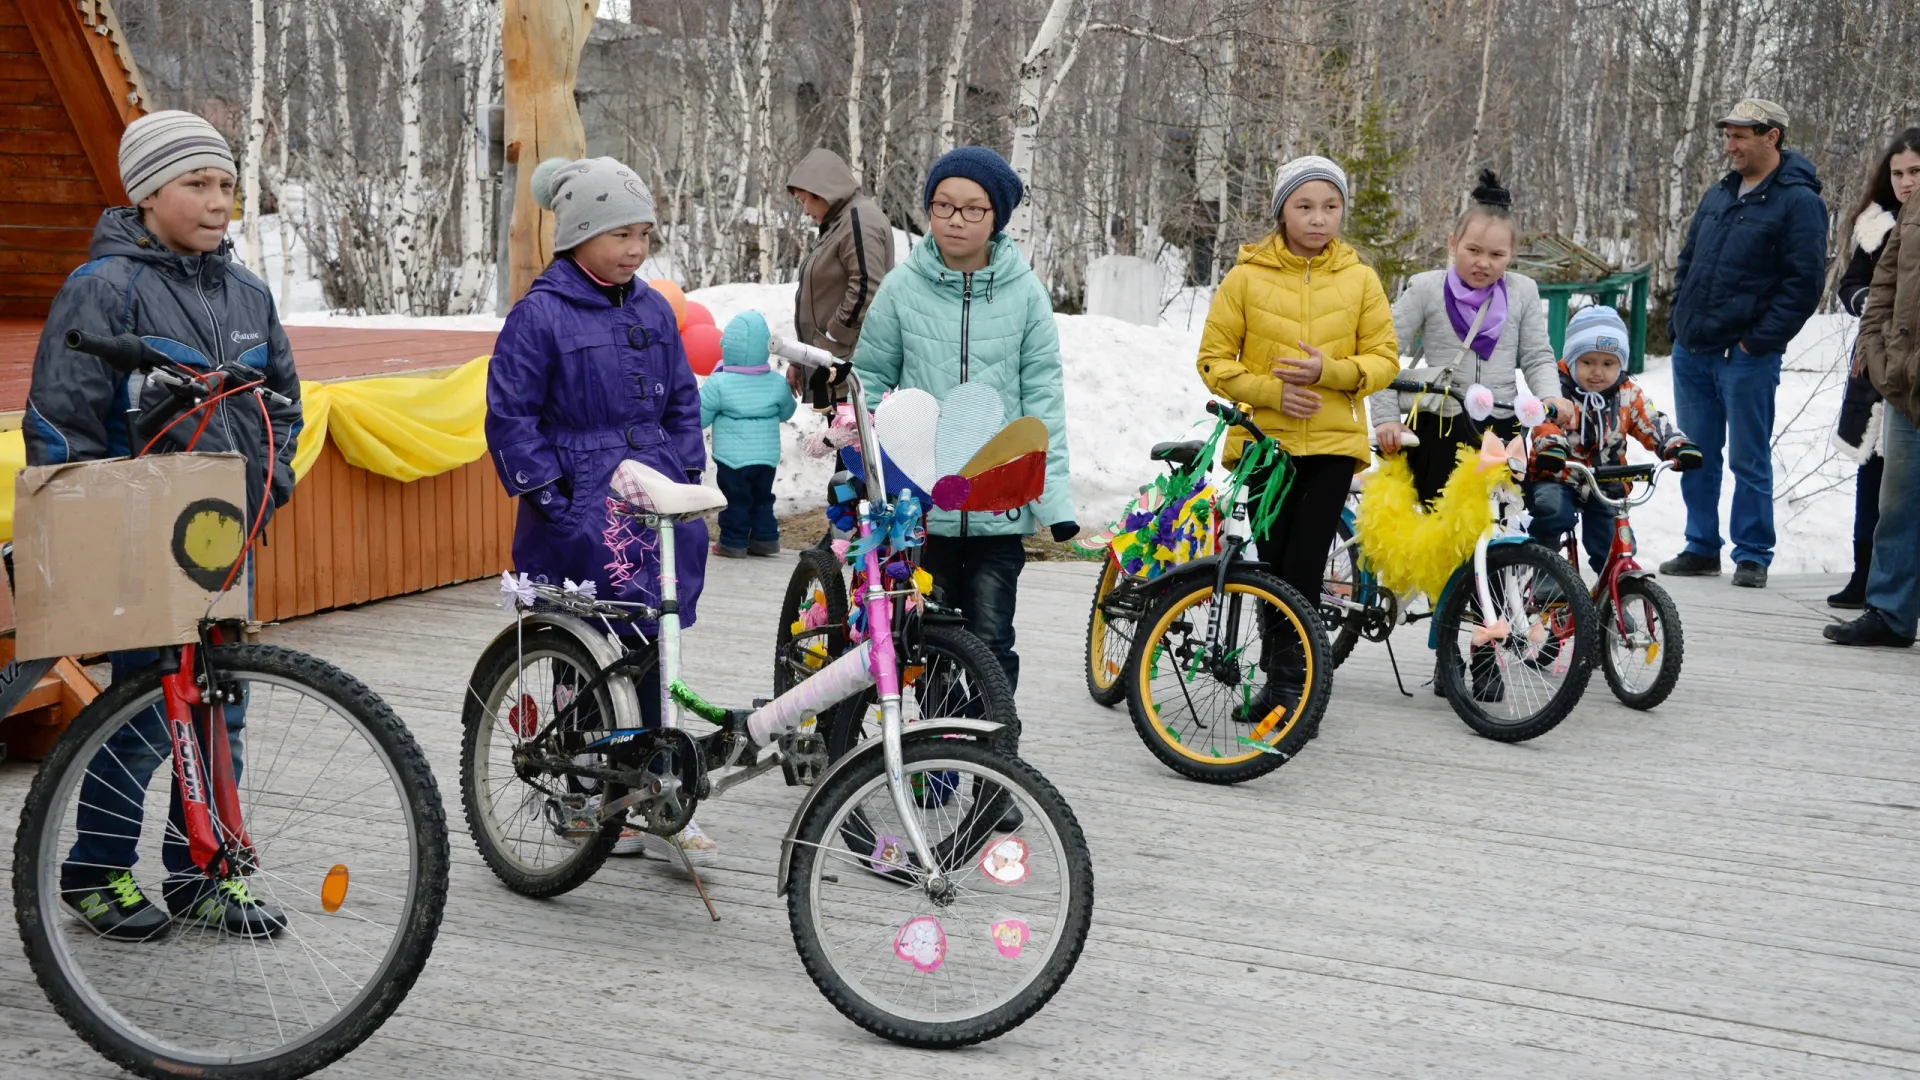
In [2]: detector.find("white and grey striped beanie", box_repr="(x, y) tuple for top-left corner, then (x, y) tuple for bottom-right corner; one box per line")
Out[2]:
(1269, 155), (1350, 217)
(118, 110), (236, 205)
(530, 156), (656, 249)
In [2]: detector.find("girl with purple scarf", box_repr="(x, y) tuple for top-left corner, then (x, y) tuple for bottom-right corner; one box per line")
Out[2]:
(1370, 171), (1576, 503)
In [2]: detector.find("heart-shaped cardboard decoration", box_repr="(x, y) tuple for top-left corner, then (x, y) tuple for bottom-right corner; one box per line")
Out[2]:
(978, 835), (1030, 886)
(990, 918), (1031, 959)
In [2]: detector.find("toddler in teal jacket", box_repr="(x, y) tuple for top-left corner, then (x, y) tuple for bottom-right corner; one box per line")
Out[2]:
(702, 311), (797, 556)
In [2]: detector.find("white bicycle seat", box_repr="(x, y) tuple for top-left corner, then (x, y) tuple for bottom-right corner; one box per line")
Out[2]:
(610, 460), (728, 519)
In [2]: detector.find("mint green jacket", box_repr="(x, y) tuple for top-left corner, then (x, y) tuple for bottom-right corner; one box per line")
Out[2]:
(851, 234), (1073, 537)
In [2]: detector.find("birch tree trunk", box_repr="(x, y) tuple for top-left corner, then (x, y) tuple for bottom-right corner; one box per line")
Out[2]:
(1005, 0), (1087, 249)
(389, 0), (427, 316)
(846, 0), (864, 182)
(936, 0), (975, 154)
(240, 0), (267, 273)
(1659, 0), (1712, 293)
(452, 0), (502, 313)
(270, 0), (293, 306)
(1459, 0), (1499, 214)
(754, 0), (783, 283)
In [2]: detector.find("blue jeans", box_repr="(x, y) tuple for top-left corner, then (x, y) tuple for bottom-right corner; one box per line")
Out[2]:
(1670, 342), (1782, 566)
(1866, 406), (1920, 637)
(920, 534), (1026, 692)
(1525, 481), (1616, 573)
(715, 463), (778, 549)
(65, 650), (248, 878)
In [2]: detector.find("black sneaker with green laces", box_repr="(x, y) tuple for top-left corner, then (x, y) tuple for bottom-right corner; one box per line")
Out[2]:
(60, 866), (171, 942)
(165, 875), (288, 938)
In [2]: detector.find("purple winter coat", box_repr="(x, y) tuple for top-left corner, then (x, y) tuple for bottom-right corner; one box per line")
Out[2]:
(485, 258), (709, 628)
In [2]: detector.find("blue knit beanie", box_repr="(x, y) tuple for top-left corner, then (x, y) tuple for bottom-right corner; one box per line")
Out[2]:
(719, 311), (771, 372)
(1563, 305), (1629, 367)
(923, 146), (1023, 233)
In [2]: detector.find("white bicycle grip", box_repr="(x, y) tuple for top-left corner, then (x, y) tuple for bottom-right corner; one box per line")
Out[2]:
(768, 335), (836, 372)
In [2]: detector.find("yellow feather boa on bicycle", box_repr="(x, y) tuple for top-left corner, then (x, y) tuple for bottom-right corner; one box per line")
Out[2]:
(1354, 444), (1511, 602)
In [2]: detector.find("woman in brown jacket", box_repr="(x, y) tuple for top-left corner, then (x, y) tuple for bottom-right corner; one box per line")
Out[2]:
(1827, 186), (1920, 648)
(786, 149), (894, 405)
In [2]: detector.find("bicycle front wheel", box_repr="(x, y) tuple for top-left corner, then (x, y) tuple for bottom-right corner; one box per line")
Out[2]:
(1126, 567), (1330, 784)
(1435, 542), (1598, 741)
(1601, 575), (1684, 710)
(13, 644), (448, 1080)
(1084, 557), (1132, 706)
(787, 738), (1093, 1047)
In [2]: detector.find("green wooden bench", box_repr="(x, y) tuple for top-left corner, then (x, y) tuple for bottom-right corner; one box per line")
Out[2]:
(1534, 265), (1652, 374)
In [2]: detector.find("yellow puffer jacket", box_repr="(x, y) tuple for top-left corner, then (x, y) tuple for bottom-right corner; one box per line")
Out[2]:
(1196, 236), (1399, 471)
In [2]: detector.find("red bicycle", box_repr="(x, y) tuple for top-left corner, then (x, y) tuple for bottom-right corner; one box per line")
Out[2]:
(1557, 459), (1685, 710)
(12, 331), (448, 1080)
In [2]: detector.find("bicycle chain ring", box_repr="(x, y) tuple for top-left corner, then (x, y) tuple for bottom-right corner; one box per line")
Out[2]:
(1360, 586), (1402, 642)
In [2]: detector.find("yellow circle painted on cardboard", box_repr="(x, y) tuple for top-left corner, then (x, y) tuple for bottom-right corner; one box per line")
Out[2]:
(180, 508), (246, 571)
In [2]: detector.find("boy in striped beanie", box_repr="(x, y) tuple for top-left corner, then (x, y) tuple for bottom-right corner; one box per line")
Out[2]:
(118, 109), (240, 255)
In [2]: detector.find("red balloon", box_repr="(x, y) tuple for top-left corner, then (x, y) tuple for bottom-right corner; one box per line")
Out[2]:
(681, 322), (723, 377)
(682, 300), (715, 329)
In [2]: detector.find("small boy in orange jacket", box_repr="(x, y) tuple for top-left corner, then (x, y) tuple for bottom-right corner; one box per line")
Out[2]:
(1527, 306), (1702, 571)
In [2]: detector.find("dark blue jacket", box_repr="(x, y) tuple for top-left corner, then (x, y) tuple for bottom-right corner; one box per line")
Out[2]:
(25, 207), (303, 526)
(1669, 149), (1829, 357)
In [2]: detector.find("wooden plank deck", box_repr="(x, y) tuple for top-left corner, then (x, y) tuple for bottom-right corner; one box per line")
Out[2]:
(0, 318), (496, 413)
(1, 557), (1917, 1078)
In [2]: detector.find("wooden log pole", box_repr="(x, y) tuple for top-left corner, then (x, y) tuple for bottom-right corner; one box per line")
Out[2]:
(503, 0), (597, 305)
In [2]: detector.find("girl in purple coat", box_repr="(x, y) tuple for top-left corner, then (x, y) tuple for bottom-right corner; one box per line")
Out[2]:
(485, 156), (717, 862)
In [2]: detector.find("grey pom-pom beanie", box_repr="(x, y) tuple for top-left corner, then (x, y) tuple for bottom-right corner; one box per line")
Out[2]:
(531, 156), (655, 249)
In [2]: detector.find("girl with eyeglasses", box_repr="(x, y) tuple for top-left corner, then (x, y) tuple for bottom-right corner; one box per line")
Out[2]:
(850, 147), (1078, 734)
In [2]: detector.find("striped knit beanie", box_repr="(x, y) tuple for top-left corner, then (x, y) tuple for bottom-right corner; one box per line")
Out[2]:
(1563, 305), (1630, 366)
(119, 110), (236, 205)
(1270, 155), (1350, 217)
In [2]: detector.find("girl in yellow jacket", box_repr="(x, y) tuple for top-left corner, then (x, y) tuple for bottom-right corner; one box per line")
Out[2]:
(1197, 155), (1399, 602)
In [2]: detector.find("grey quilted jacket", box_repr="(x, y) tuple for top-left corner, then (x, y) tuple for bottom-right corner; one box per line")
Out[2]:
(1370, 269), (1561, 425)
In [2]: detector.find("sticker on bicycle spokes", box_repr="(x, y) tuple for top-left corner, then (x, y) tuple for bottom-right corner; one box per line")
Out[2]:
(990, 918), (1031, 959)
(870, 833), (908, 875)
(894, 916), (947, 973)
(978, 836), (1030, 886)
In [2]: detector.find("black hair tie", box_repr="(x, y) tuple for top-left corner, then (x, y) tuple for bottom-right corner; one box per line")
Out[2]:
(1471, 168), (1512, 208)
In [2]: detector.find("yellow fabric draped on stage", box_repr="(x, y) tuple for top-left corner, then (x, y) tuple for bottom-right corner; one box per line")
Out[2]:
(0, 357), (491, 543)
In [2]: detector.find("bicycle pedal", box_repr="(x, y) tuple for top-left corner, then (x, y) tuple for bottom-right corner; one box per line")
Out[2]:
(779, 731), (829, 787)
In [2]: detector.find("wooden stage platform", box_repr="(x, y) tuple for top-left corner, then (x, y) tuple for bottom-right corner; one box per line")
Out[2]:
(0, 318), (500, 412)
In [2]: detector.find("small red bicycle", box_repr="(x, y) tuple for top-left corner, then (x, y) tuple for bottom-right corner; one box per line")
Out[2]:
(12, 331), (448, 1080)
(1558, 459), (1686, 710)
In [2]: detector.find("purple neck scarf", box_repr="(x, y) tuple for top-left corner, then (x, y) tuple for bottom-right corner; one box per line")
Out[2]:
(1444, 267), (1508, 362)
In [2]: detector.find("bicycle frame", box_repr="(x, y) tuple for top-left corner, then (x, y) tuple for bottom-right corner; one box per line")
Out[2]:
(509, 342), (969, 887)
(1558, 459), (1676, 639)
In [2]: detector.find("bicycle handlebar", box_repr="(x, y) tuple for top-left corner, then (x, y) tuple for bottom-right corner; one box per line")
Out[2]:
(1560, 458), (1675, 511)
(1205, 400), (1268, 444)
(768, 335), (837, 372)
(66, 330), (168, 374)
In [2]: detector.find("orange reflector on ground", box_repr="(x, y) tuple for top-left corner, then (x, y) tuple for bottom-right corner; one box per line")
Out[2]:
(321, 864), (350, 913)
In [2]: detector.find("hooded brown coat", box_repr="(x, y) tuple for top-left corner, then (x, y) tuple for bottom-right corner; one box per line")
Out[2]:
(1862, 195), (1920, 425)
(788, 149), (893, 359)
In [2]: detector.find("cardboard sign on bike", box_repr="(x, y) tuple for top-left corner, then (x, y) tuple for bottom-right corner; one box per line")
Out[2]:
(12, 453), (251, 661)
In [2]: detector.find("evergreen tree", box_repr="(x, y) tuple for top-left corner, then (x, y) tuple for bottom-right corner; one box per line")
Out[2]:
(1339, 98), (1421, 293)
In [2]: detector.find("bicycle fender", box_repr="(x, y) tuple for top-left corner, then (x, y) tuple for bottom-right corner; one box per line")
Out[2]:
(479, 610), (647, 731)
(775, 718), (1006, 896)
(1136, 553), (1271, 605)
(1427, 535), (1533, 650)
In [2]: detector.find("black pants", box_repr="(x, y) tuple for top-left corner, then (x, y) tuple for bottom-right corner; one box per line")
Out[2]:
(715, 463), (778, 549)
(1405, 410), (1518, 505)
(1251, 453), (1355, 608)
(1855, 454), (1886, 547)
(919, 534), (1027, 692)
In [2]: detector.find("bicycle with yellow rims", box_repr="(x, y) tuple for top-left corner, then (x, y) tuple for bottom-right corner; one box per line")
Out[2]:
(1106, 401), (1331, 783)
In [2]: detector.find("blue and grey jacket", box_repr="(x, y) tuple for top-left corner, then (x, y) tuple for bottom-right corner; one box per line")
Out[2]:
(25, 206), (303, 525)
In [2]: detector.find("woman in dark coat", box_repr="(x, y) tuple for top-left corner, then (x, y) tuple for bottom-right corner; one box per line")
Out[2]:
(484, 156), (717, 862)
(1830, 128), (1920, 608)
